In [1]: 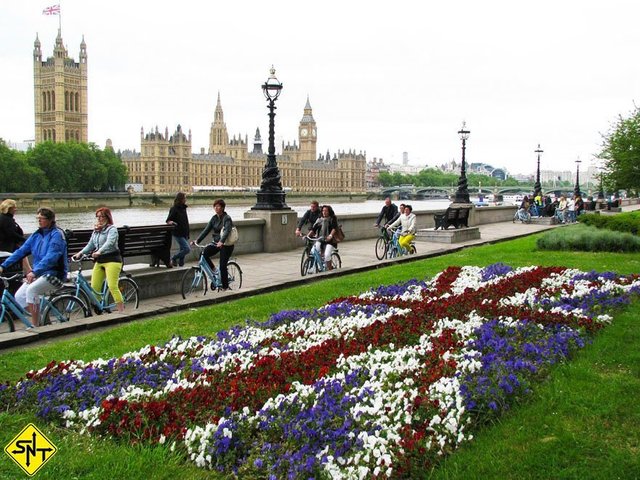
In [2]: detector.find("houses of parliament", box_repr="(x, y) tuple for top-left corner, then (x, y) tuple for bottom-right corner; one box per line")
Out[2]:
(33, 31), (367, 194)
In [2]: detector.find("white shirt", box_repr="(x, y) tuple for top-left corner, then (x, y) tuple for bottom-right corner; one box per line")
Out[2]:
(388, 212), (416, 235)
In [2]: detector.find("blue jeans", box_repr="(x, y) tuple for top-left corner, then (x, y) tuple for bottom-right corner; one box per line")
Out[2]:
(171, 235), (191, 266)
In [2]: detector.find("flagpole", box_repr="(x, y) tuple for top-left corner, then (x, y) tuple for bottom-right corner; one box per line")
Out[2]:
(59, 1), (62, 31)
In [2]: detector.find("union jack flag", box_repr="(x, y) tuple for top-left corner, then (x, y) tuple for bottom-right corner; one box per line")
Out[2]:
(42, 4), (60, 15)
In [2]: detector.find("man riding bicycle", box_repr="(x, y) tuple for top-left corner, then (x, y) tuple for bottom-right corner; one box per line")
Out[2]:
(374, 197), (399, 229)
(295, 200), (321, 237)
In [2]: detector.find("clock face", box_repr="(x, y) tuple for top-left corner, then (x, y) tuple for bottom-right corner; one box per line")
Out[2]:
(301, 128), (308, 137)
(312, 128), (316, 137)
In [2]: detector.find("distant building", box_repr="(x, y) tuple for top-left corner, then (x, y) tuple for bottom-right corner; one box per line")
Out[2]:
(121, 96), (366, 194)
(439, 160), (508, 180)
(365, 157), (390, 188)
(33, 29), (88, 144)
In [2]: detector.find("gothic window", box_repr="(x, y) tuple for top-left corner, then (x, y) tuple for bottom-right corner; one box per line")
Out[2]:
(65, 91), (69, 111)
(51, 91), (55, 110)
(42, 92), (46, 111)
(75, 93), (79, 112)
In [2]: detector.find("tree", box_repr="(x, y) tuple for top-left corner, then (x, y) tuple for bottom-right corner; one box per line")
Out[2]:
(598, 106), (640, 196)
(0, 141), (47, 192)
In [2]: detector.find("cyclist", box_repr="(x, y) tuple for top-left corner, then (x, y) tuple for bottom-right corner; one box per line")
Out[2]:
(310, 204), (340, 270)
(193, 198), (234, 291)
(71, 207), (124, 313)
(0, 207), (68, 327)
(374, 197), (399, 228)
(295, 200), (321, 237)
(387, 204), (416, 253)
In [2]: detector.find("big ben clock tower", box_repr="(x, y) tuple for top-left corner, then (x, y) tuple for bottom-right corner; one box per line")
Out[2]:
(298, 96), (317, 161)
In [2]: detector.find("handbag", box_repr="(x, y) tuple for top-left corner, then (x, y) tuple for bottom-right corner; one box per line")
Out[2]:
(225, 226), (239, 246)
(333, 225), (345, 243)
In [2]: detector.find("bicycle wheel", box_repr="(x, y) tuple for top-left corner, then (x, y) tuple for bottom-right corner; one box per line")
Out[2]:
(300, 249), (310, 276)
(181, 266), (207, 299)
(0, 308), (16, 333)
(42, 294), (88, 324)
(227, 261), (243, 289)
(330, 252), (342, 269)
(409, 244), (417, 254)
(301, 256), (312, 276)
(375, 237), (388, 260)
(106, 277), (140, 310)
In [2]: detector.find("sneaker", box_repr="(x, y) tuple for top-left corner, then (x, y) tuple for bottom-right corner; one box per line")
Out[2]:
(211, 282), (216, 290)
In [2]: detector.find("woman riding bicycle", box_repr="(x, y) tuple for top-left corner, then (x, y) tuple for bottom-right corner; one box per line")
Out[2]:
(193, 198), (234, 291)
(0, 207), (68, 327)
(71, 207), (124, 313)
(386, 204), (416, 253)
(310, 205), (339, 271)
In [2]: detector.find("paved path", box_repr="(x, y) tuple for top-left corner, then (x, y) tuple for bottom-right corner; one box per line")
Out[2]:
(0, 219), (563, 350)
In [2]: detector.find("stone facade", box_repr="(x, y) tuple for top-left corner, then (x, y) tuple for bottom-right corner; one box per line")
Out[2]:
(121, 95), (366, 194)
(33, 30), (88, 144)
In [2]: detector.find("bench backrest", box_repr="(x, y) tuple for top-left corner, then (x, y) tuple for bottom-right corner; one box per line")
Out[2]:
(64, 224), (174, 258)
(446, 208), (459, 219)
(457, 208), (470, 220)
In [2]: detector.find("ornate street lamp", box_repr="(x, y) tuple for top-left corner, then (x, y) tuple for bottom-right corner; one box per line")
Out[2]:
(574, 157), (582, 197)
(454, 121), (471, 204)
(534, 144), (543, 196)
(252, 66), (288, 210)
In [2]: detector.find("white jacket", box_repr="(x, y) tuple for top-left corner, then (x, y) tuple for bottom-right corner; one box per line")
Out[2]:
(388, 212), (416, 235)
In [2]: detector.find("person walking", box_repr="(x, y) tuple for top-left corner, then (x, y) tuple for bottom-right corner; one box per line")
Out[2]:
(0, 199), (30, 294)
(166, 192), (191, 267)
(193, 199), (234, 291)
(71, 207), (124, 313)
(295, 200), (321, 236)
(374, 197), (399, 228)
(0, 207), (68, 327)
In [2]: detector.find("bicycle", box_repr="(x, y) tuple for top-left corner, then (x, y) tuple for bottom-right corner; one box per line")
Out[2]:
(0, 273), (88, 332)
(375, 226), (392, 260)
(299, 234), (314, 276)
(67, 255), (140, 315)
(180, 243), (243, 299)
(384, 226), (417, 259)
(301, 234), (342, 276)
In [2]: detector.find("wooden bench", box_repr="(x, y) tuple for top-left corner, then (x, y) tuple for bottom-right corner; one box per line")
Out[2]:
(65, 224), (175, 267)
(433, 207), (470, 230)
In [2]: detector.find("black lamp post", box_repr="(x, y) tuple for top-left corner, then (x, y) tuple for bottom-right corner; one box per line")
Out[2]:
(454, 122), (471, 204)
(574, 157), (582, 197)
(252, 66), (288, 210)
(534, 144), (543, 196)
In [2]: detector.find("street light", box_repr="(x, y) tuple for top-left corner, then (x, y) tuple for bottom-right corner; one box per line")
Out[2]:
(534, 144), (543, 196)
(454, 121), (471, 204)
(252, 66), (288, 210)
(574, 157), (582, 197)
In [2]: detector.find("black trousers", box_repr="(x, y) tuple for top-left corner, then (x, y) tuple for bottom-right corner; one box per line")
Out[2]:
(202, 244), (234, 288)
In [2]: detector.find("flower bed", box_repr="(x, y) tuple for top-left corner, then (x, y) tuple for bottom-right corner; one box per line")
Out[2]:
(1, 264), (639, 479)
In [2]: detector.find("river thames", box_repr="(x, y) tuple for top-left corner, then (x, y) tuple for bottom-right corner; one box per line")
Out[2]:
(15, 199), (458, 233)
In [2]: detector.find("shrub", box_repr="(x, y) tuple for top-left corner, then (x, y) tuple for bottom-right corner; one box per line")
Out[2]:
(578, 211), (640, 235)
(536, 224), (640, 252)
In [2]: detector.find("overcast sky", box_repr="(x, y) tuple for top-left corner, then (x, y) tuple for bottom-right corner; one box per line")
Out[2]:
(2, 0), (639, 175)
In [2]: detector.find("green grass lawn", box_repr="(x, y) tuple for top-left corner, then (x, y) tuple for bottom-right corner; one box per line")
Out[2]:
(1, 232), (639, 479)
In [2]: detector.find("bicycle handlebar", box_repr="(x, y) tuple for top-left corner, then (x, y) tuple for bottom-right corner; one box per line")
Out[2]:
(70, 254), (93, 263)
(0, 272), (24, 288)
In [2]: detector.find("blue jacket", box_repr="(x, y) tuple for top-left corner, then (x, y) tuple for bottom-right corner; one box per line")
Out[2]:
(1, 224), (68, 280)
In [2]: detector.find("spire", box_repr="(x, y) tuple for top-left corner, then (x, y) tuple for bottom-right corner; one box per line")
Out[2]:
(33, 33), (42, 61)
(300, 95), (314, 124)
